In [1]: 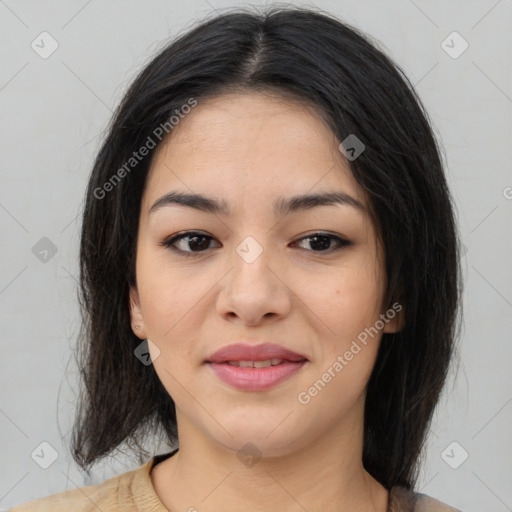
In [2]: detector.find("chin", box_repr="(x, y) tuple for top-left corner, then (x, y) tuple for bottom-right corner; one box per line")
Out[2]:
(209, 422), (308, 460)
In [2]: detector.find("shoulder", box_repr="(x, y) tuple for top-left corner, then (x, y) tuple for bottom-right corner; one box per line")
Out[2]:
(413, 492), (463, 512)
(389, 485), (463, 512)
(8, 460), (155, 512)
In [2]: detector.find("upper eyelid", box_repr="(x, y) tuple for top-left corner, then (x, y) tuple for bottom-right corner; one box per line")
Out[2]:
(164, 230), (348, 241)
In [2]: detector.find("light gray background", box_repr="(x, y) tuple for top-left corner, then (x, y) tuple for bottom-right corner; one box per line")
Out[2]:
(1, 0), (511, 510)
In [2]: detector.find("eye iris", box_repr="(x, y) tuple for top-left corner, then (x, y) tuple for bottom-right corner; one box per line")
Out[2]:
(188, 235), (210, 251)
(309, 235), (331, 251)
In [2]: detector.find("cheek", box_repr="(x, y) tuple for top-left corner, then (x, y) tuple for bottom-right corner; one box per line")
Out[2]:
(297, 261), (384, 377)
(301, 263), (382, 333)
(136, 246), (200, 339)
(297, 274), (383, 414)
(135, 249), (212, 387)
(140, 272), (200, 396)
(140, 282), (185, 341)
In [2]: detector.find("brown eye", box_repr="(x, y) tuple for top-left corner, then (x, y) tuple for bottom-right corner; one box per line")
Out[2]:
(293, 233), (352, 253)
(161, 231), (220, 256)
(160, 231), (352, 258)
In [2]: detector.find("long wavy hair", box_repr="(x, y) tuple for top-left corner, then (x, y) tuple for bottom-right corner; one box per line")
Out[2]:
(72, 5), (463, 490)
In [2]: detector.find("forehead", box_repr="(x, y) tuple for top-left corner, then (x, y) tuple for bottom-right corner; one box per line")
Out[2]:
(157, 91), (333, 155)
(143, 91), (367, 212)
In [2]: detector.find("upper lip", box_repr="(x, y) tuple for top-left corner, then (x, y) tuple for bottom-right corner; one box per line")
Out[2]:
(206, 342), (308, 363)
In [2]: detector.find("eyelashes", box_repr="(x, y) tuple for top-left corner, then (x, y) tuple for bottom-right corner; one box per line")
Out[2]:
(161, 231), (217, 256)
(159, 230), (353, 258)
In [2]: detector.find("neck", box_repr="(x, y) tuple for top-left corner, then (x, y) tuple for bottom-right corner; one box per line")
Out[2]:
(151, 399), (389, 512)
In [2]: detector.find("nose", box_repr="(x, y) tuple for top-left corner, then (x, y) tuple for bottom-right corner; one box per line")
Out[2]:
(216, 240), (292, 326)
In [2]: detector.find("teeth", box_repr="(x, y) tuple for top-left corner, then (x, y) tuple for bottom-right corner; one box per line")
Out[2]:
(226, 358), (284, 367)
(254, 360), (272, 368)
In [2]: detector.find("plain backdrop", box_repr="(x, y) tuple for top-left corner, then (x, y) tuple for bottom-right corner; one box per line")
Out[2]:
(1, 0), (511, 510)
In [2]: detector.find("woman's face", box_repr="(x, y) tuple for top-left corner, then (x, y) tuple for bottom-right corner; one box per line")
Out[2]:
(130, 91), (402, 457)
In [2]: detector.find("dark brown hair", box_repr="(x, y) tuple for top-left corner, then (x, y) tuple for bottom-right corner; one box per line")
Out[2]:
(72, 5), (463, 491)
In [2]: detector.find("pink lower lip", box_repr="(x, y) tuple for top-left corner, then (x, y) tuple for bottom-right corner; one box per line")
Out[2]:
(207, 361), (307, 391)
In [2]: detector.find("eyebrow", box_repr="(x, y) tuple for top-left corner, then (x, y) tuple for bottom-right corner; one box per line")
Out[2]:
(149, 190), (365, 217)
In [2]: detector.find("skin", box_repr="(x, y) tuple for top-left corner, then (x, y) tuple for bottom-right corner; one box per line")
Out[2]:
(129, 91), (405, 512)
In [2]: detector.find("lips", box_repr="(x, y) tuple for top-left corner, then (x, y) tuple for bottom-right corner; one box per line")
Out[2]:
(205, 342), (308, 391)
(205, 342), (308, 364)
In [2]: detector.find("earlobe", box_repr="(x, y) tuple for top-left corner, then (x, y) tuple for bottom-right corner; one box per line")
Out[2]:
(129, 286), (147, 338)
(383, 301), (406, 333)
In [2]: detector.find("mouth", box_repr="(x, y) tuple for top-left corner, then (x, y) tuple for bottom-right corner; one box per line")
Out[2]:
(221, 358), (294, 367)
(205, 342), (309, 391)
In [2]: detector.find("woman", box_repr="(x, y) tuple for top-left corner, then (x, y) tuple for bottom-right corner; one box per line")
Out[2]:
(11, 6), (463, 511)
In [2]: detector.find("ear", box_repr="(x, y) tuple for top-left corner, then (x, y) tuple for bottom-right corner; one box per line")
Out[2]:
(382, 300), (406, 334)
(129, 286), (147, 339)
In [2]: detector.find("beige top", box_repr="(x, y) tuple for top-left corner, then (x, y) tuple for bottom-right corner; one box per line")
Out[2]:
(9, 451), (462, 511)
